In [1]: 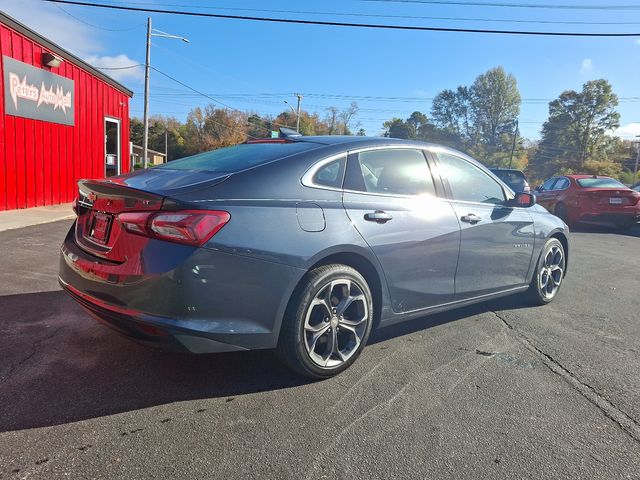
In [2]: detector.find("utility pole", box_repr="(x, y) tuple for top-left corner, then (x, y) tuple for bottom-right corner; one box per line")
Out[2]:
(295, 93), (303, 133)
(508, 119), (519, 169)
(164, 128), (168, 163)
(634, 135), (640, 185)
(143, 17), (152, 170)
(142, 18), (189, 169)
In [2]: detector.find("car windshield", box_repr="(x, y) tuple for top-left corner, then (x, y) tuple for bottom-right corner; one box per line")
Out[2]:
(157, 142), (318, 173)
(576, 178), (626, 189)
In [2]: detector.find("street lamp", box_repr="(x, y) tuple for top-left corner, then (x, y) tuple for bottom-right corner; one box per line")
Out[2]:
(283, 100), (298, 132)
(142, 17), (189, 169)
(283, 93), (303, 133)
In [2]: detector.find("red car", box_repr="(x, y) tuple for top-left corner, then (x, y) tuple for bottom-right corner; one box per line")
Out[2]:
(534, 175), (640, 230)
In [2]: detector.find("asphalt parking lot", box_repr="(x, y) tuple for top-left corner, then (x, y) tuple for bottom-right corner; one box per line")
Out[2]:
(1, 220), (639, 479)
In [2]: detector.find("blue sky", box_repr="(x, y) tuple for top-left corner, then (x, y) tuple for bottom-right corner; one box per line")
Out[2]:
(4, 0), (640, 139)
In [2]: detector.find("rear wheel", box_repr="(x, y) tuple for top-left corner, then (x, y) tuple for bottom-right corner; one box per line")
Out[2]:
(616, 220), (636, 232)
(526, 238), (566, 305)
(277, 264), (374, 379)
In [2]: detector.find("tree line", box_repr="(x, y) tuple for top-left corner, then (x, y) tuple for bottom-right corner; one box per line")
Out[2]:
(130, 101), (362, 162)
(131, 67), (637, 184)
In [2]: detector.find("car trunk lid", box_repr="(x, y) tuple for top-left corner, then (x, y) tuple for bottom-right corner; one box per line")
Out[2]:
(74, 171), (230, 262)
(577, 188), (639, 207)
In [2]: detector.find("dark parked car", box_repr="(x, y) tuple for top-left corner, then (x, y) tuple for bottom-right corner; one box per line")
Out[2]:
(535, 175), (640, 230)
(59, 134), (569, 378)
(490, 168), (530, 193)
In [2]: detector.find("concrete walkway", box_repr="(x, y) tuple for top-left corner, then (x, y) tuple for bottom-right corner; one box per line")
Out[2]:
(0, 203), (75, 232)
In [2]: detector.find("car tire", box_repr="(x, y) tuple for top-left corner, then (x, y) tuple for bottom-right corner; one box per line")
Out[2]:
(526, 238), (566, 306)
(277, 264), (374, 379)
(615, 220), (636, 232)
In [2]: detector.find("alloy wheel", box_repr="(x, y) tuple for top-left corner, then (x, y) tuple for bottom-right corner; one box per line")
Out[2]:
(303, 279), (370, 368)
(539, 245), (564, 299)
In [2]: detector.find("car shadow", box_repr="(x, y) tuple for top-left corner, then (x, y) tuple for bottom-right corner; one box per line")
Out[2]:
(570, 223), (640, 237)
(0, 289), (533, 432)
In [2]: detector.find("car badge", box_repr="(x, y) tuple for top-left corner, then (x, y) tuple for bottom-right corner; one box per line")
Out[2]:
(87, 192), (97, 202)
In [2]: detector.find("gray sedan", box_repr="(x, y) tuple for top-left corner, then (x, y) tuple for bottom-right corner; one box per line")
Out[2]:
(59, 133), (569, 378)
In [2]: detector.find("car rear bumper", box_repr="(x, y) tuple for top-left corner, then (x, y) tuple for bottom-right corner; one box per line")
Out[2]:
(59, 225), (304, 353)
(576, 211), (640, 226)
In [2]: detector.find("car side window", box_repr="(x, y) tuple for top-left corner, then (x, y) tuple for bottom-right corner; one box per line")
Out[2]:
(541, 178), (557, 191)
(435, 152), (506, 204)
(345, 149), (436, 196)
(312, 156), (346, 189)
(554, 177), (570, 190)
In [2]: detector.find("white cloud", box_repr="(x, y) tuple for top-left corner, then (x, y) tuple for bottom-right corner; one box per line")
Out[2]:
(614, 123), (640, 139)
(580, 58), (593, 74)
(1, 0), (101, 57)
(1, 0), (142, 84)
(84, 54), (144, 82)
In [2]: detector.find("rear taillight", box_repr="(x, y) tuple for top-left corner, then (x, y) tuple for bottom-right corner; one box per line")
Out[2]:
(118, 210), (230, 246)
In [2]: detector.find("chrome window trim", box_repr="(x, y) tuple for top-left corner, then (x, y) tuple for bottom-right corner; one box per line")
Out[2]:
(301, 146), (437, 199)
(447, 198), (527, 209)
(346, 144), (431, 155)
(300, 153), (348, 191)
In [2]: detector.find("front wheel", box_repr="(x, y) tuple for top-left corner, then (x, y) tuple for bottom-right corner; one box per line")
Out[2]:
(277, 264), (374, 379)
(526, 238), (566, 305)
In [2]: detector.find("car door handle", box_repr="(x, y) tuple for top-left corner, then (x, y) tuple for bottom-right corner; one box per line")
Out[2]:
(364, 210), (393, 224)
(460, 213), (482, 224)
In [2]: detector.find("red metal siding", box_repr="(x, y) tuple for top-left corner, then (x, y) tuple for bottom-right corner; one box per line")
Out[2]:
(0, 21), (131, 211)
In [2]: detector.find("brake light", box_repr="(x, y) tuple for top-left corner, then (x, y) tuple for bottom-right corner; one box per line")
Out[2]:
(118, 210), (230, 246)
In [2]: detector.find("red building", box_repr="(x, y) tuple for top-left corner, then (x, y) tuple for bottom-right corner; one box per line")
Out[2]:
(0, 11), (133, 212)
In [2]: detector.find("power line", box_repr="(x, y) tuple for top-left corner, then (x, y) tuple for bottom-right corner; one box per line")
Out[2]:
(127, 90), (640, 105)
(146, 67), (299, 136)
(361, 0), (640, 11)
(52, 2), (144, 31)
(96, 64), (143, 70)
(149, 42), (290, 105)
(51, 1), (640, 26)
(42, 0), (640, 37)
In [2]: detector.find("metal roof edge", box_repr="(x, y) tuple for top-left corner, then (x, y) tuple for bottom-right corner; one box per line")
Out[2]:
(0, 10), (134, 97)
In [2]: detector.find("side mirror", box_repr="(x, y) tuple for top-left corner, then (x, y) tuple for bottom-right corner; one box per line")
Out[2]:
(508, 192), (536, 208)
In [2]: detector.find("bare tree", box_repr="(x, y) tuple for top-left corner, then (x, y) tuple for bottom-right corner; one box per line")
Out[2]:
(339, 102), (359, 134)
(325, 107), (339, 135)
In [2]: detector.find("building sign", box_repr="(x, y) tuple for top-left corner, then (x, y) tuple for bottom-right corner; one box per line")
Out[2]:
(3, 55), (74, 126)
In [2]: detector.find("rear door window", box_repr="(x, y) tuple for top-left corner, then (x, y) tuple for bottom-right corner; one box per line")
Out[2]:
(344, 149), (436, 196)
(554, 177), (570, 190)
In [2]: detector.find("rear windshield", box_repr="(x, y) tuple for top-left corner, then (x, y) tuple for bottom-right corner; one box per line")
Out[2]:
(157, 142), (318, 173)
(493, 170), (525, 183)
(577, 178), (626, 189)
